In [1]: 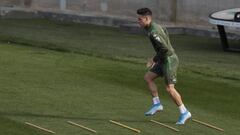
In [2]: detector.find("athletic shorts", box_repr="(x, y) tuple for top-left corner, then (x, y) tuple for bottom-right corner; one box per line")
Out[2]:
(150, 54), (179, 84)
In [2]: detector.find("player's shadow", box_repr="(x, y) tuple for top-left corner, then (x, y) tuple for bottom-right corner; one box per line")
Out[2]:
(0, 111), (174, 124)
(0, 111), (105, 121)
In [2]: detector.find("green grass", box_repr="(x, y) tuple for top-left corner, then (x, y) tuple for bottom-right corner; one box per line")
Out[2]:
(0, 19), (239, 135)
(0, 19), (239, 80)
(0, 117), (44, 135)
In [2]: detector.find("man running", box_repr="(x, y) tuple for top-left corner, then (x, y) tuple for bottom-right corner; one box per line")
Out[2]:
(137, 8), (191, 124)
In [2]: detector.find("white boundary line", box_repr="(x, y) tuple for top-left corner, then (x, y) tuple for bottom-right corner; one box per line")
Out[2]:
(192, 119), (224, 132)
(109, 120), (141, 133)
(25, 122), (56, 134)
(67, 121), (97, 133)
(150, 120), (180, 132)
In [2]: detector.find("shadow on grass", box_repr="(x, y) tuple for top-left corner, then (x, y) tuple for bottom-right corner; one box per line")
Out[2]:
(0, 111), (174, 123)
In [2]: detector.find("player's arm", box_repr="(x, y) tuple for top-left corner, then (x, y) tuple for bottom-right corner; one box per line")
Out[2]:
(146, 58), (155, 68)
(150, 33), (163, 63)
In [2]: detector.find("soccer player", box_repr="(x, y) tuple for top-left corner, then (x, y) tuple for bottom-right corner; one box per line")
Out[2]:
(137, 8), (191, 124)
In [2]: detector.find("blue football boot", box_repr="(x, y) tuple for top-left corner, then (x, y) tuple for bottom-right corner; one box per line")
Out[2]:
(145, 103), (163, 116)
(176, 111), (191, 124)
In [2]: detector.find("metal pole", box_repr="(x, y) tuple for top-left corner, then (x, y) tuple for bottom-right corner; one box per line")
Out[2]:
(217, 25), (229, 51)
(60, 0), (66, 11)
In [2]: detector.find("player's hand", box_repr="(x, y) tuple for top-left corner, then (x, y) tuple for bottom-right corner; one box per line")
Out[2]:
(146, 58), (155, 69)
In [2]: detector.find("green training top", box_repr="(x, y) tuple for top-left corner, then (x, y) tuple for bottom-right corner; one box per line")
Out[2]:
(145, 22), (176, 62)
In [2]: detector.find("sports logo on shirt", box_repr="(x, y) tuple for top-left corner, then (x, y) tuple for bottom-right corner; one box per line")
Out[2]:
(153, 33), (161, 42)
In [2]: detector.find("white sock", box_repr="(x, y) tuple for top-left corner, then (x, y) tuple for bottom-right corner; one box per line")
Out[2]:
(179, 104), (187, 114)
(152, 97), (160, 105)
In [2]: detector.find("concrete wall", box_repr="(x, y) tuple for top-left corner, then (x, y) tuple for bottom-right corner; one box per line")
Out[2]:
(0, 0), (31, 7)
(177, 0), (240, 25)
(63, 0), (176, 22)
(31, 0), (59, 10)
(0, 0), (239, 26)
(0, 0), (176, 22)
(0, 0), (21, 7)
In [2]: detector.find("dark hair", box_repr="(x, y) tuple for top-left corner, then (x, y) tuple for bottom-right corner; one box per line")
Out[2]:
(137, 8), (152, 16)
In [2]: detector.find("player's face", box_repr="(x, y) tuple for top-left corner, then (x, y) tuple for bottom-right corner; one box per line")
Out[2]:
(138, 15), (151, 28)
(138, 16), (148, 27)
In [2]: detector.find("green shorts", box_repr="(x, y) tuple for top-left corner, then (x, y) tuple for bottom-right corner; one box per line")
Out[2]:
(150, 54), (179, 84)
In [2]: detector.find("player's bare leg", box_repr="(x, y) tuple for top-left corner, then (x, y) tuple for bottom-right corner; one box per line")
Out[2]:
(144, 72), (159, 97)
(166, 84), (191, 124)
(166, 84), (183, 106)
(144, 72), (163, 116)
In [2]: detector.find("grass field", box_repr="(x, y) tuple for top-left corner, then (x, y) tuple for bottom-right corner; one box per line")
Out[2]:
(0, 19), (239, 135)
